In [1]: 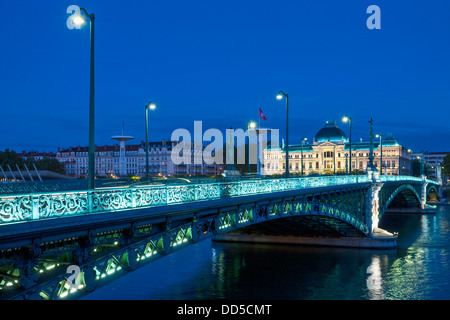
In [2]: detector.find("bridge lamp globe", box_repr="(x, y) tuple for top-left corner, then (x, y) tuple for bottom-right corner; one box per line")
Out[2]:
(342, 116), (349, 123)
(249, 121), (256, 129)
(72, 14), (85, 27)
(276, 93), (283, 100)
(148, 103), (156, 110)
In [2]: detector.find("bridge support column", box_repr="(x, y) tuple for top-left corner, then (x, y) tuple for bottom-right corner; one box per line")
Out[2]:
(365, 182), (383, 236)
(420, 177), (428, 209)
(18, 239), (40, 294)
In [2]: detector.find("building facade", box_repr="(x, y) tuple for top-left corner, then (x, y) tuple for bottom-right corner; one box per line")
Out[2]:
(413, 152), (449, 183)
(56, 140), (219, 178)
(263, 121), (413, 176)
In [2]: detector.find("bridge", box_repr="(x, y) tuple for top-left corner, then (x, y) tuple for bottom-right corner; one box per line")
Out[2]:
(0, 173), (440, 300)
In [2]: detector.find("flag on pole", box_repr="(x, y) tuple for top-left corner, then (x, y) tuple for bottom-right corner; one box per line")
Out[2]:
(259, 108), (267, 120)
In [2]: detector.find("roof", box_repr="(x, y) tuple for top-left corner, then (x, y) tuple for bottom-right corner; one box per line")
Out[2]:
(58, 141), (175, 154)
(381, 133), (400, 147)
(315, 121), (348, 143)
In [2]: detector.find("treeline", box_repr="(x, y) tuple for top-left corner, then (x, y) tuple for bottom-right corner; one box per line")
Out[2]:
(0, 149), (65, 175)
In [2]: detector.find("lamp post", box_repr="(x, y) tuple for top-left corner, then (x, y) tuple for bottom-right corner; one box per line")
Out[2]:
(71, 7), (96, 190)
(333, 145), (336, 175)
(300, 137), (307, 176)
(145, 102), (156, 181)
(342, 115), (352, 175)
(277, 91), (289, 177)
(417, 154), (425, 177)
(247, 121), (256, 174)
(375, 134), (383, 175)
(408, 149), (413, 175)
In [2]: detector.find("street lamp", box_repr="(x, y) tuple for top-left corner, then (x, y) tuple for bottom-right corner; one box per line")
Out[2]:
(71, 7), (96, 190)
(300, 137), (307, 176)
(342, 115), (352, 175)
(247, 121), (256, 173)
(277, 91), (289, 177)
(333, 145), (336, 175)
(145, 102), (156, 181)
(375, 134), (383, 175)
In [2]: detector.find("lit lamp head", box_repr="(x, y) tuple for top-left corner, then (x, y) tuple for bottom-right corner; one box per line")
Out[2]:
(72, 14), (85, 27)
(249, 121), (256, 129)
(375, 134), (380, 138)
(342, 115), (349, 123)
(147, 102), (156, 110)
(276, 93), (283, 100)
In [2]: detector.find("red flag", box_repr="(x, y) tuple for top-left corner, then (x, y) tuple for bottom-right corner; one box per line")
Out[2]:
(259, 108), (267, 120)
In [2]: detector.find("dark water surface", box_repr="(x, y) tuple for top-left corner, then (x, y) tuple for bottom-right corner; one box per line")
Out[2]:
(84, 204), (450, 300)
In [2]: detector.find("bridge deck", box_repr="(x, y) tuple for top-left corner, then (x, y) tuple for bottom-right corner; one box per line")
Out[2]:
(0, 175), (437, 228)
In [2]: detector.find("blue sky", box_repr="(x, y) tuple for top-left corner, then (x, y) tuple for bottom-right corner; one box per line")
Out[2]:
(1, 0), (450, 153)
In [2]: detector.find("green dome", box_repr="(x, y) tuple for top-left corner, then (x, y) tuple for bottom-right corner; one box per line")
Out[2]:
(315, 121), (348, 143)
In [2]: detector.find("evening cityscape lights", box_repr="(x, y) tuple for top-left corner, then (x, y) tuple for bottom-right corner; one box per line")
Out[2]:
(0, 1), (449, 307)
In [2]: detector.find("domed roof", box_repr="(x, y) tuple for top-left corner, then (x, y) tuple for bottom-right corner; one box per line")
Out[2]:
(382, 133), (399, 146)
(315, 121), (348, 143)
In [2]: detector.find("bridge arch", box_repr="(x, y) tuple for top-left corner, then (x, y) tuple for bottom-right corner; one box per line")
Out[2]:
(213, 201), (369, 239)
(426, 185), (439, 202)
(379, 184), (422, 218)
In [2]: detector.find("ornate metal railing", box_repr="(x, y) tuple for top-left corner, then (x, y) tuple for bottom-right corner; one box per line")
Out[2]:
(0, 175), (438, 225)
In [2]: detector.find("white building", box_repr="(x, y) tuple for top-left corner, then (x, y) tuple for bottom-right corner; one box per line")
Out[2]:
(263, 121), (413, 176)
(414, 152), (449, 183)
(55, 140), (219, 178)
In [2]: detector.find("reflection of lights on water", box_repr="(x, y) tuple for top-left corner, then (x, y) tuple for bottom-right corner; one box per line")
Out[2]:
(421, 215), (438, 235)
(367, 256), (384, 299)
(421, 215), (429, 234)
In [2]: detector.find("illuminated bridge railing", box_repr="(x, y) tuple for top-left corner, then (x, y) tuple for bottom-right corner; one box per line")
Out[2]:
(0, 175), (437, 225)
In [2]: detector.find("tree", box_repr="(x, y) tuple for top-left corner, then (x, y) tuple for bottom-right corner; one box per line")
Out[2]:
(0, 149), (65, 175)
(442, 154), (450, 182)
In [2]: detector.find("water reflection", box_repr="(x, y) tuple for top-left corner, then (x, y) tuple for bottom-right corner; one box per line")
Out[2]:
(366, 256), (384, 300)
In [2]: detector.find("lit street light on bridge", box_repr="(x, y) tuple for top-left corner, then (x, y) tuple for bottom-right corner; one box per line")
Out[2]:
(145, 102), (157, 181)
(247, 121), (256, 173)
(300, 137), (307, 176)
(375, 133), (383, 175)
(342, 115), (352, 175)
(69, 6), (96, 190)
(277, 91), (289, 177)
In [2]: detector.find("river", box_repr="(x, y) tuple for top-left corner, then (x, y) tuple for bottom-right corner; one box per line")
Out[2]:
(84, 203), (450, 300)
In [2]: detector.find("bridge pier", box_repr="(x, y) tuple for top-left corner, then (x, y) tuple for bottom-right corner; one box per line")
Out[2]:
(364, 182), (383, 237)
(420, 177), (428, 209)
(213, 232), (397, 249)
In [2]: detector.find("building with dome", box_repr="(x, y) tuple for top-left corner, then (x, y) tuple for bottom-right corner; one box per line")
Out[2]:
(263, 121), (413, 176)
